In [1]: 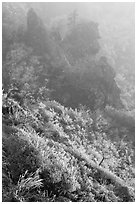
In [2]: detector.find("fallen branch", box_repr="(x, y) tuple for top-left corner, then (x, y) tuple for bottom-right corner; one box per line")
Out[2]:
(14, 126), (134, 201)
(50, 140), (134, 201)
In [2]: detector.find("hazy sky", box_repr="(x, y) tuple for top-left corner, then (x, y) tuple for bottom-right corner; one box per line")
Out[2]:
(30, 2), (134, 22)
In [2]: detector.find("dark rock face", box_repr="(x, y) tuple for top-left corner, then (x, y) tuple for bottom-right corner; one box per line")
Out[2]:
(52, 56), (123, 111)
(26, 8), (53, 56)
(62, 21), (100, 64)
(24, 8), (123, 111)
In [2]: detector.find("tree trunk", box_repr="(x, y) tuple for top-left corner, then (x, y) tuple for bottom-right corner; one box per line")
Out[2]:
(52, 140), (134, 201)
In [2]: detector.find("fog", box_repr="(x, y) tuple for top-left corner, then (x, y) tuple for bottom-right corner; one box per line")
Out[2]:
(30, 3), (134, 29)
(30, 3), (134, 20)
(2, 2), (135, 202)
(31, 2), (135, 66)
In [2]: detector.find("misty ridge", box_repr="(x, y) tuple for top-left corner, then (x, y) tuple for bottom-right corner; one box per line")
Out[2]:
(2, 2), (135, 202)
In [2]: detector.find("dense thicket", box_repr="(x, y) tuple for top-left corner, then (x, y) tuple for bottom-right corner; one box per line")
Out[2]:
(2, 3), (135, 202)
